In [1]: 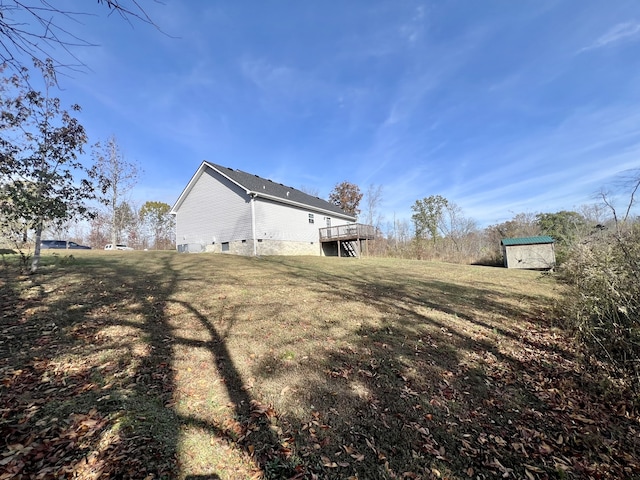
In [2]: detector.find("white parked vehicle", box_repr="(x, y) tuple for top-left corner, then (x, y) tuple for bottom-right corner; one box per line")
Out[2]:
(104, 244), (134, 251)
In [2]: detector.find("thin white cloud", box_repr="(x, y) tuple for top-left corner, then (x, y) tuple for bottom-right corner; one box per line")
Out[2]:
(240, 58), (297, 93)
(580, 21), (640, 52)
(238, 57), (337, 119)
(367, 98), (640, 228)
(354, 23), (491, 187)
(441, 105), (640, 225)
(399, 4), (427, 45)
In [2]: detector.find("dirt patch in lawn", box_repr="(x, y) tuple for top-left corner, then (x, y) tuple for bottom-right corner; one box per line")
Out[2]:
(1, 252), (638, 479)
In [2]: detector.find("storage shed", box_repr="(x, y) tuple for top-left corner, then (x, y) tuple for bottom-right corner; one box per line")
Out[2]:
(500, 236), (555, 270)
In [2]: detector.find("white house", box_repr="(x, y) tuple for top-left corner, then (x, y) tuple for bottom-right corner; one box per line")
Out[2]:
(171, 161), (358, 255)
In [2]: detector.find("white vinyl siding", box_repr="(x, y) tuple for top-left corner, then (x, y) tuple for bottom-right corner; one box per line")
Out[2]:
(254, 198), (350, 243)
(174, 167), (252, 245)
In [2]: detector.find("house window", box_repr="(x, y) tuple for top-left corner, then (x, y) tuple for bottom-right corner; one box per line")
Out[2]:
(308, 213), (314, 224)
(221, 242), (229, 252)
(325, 217), (331, 228)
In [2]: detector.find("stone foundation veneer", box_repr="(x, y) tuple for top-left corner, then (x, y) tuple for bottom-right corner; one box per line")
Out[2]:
(203, 239), (320, 256)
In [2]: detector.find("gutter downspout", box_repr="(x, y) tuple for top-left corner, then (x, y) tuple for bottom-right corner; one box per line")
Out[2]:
(250, 193), (258, 256)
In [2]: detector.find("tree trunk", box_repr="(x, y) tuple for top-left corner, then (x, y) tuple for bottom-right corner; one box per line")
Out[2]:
(31, 221), (43, 274)
(111, 197), (118, 247)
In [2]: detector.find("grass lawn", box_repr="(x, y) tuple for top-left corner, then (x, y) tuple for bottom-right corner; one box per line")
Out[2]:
(1, 251), (638, 479)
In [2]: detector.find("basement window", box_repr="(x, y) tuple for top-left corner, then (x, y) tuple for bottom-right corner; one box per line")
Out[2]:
(308, 213), (314, 224)
(221, 242), (229, 252)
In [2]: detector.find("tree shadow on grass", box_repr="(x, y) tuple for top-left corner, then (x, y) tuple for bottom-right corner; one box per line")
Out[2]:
(0, 253), (303, 479)
(0, 254), (183, 477)
(254, 256), (639, 478)
(1, 253), (638, 479)
(267, 257), (568, 356)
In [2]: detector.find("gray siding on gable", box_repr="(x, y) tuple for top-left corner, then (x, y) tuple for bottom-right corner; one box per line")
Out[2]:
(174, 167), (252, 246)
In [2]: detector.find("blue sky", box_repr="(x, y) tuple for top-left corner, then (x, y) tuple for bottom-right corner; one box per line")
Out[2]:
(18, 1), (640, 227)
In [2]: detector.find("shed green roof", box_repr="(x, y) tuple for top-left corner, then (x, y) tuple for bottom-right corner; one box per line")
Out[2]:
(501, 236), (554, 246)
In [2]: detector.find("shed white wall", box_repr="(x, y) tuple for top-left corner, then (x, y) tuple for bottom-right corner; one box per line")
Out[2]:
(174, 167), (252, 247)
(504, 243), (555, 269)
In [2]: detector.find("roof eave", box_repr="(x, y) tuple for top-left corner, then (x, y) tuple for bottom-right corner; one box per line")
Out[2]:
(250, 191), (356, 221)
(170, 161), (208, 214)
(205, 161), (253, 195)
(171, 161), (252, 214)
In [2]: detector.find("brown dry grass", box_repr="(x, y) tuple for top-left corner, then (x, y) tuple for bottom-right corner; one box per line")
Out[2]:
(1, 251), (638, 479)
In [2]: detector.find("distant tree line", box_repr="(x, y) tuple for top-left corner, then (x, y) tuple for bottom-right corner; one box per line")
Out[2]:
(38, 198), (175, 252)
(86, 200), (175, 251)
(327, 178), (630, 267)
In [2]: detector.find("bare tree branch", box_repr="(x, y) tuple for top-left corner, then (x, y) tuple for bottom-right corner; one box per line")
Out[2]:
(621, 169), (640, 223)
(600, 168), (640, 228)
(0, 1), (162, 73)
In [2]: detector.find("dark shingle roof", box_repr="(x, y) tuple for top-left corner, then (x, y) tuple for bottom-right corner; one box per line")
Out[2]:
(501, 236), (554, 246)
(206, 162), (355, 219)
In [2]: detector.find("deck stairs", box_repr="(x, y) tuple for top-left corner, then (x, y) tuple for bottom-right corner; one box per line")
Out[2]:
(341, 241), (358, 257)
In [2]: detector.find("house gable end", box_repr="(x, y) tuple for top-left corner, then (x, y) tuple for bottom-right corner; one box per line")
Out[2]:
(173, 165), (252, 248)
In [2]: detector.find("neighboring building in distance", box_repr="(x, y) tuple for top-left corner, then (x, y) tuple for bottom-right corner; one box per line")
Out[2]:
(500, 236), (556, 269)
(171, 161), (357, 255)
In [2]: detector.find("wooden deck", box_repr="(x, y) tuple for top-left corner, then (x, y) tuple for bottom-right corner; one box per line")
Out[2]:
(319, 223), (376, 242)
(319, 224), (375, 257)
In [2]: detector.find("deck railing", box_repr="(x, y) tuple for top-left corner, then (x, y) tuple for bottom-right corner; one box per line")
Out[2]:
(319, 223), (376, 241)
